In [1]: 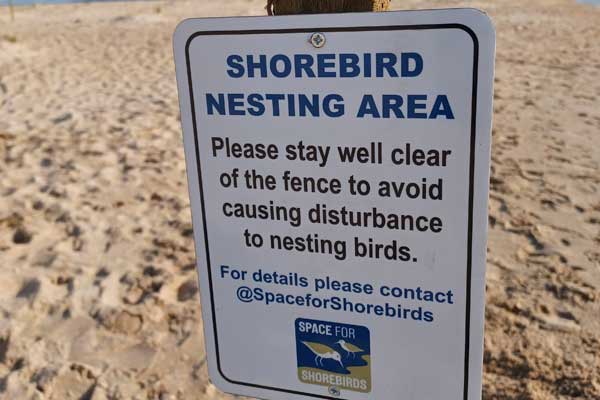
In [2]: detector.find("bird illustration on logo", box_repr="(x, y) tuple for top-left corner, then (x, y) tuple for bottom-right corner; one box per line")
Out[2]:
(302, 341), (344, 369)
(335, 340), (364, 359)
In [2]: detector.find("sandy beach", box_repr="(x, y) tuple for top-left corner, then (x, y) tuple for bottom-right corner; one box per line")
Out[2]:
(1, 0), (599, 398)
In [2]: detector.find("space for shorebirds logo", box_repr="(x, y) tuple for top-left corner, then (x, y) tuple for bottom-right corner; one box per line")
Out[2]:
(295, 318), (371, 395)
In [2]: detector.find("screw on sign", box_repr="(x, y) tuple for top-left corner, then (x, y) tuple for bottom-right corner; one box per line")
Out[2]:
(310, 32), (326, 48)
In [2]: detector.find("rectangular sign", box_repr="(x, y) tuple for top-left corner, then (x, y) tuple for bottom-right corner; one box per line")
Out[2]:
(173, 8), (495, 400)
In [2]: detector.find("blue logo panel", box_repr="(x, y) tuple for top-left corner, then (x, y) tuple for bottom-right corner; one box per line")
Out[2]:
(295, 318), (371, 394)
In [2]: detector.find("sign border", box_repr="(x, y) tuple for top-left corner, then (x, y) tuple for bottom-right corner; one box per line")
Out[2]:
(184, 24), (479, 400)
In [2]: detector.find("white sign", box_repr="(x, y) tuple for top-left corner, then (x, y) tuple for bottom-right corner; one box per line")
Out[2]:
(174, 8), (495, 400)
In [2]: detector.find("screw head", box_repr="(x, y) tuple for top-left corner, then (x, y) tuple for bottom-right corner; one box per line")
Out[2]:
(309, 32), (326, 48)
(328, 386), (340, 397)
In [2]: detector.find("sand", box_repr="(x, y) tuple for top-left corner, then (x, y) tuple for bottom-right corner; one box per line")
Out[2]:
(0, 0), (599, 399)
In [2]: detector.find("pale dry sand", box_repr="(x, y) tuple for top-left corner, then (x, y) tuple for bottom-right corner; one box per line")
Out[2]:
(0, 0), (599, 399)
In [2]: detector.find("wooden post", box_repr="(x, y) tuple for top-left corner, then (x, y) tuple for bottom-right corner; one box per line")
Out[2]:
(8, 0), (15, 22)
(266, 0), (390, 16)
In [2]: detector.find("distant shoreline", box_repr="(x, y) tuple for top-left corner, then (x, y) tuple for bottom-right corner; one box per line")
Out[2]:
(0, 0), (159, 6)
(1, 0), (598, 7)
